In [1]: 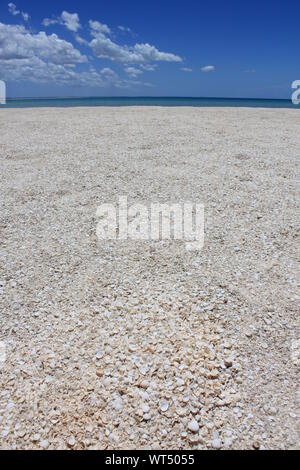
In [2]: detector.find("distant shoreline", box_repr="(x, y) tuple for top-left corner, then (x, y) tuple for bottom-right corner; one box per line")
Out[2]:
(4, 96), (292, 101)
(1, 96), (297, 109)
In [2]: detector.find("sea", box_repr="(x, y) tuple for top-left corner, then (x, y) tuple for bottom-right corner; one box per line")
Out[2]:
(1, 97), (298, 109)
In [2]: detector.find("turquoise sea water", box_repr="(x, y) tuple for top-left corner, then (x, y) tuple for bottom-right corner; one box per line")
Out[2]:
(1, 97), (298, 109)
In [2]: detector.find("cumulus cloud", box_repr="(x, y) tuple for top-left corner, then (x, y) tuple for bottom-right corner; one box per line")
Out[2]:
(8, 2), (19, 16)
(201, 65), (215, 72)
(42, 18), (58, 27)
(89, 20), (111, 36)
(0, 53), (124, 88)
(61, 11), (81, 32)
(21, 12), (29, 21)
(118, 25), (134, 36)
(42, 11), (81, 32)
(41, 11), (181, 67)
(100, 67), (152, 89)
(0, 23), (86, 64)
(125, 66), (143, 78)
(181, 67), (192, 72)
(0, 23), (150, 89)
(134, 43), (182, 62)
(0, 56), (78, 83)
(1, 9), (183, 89)
(100, 67), (119, 80)
(75, 34), (89, 46)
(90, 35), (182, 64)
(8, 2), (29, 21)
(87, 15), (181, 64)
(140, 63), (157, 71)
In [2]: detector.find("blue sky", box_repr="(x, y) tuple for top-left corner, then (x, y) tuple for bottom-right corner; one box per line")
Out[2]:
(0, 0), (299, 98)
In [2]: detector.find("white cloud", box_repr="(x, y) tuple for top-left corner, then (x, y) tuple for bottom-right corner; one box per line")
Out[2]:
(89, 20), (111, 36)
(201, 65), (215, 72)
(42, 18), (59, 27)
(1, 9), (183, 90)
(61, 11), (81, 32)
(134, 43), (181, 62)
(100, 67), (119, 80)
(140, 63), (157, 71)
(0, 23), (86, 64)
(118, 25), (134, 35)
(0, 54), (124, 88)
(75, 35), (89, 46)
(100, 67), (152, 89)
(87, 15), (181, 64)
(0, 22), (151, 89)
(22, 12), (29, 21)
(42, 11), (81, 32)
(90, 35), (138, 62)
(125, 66), (143, 78)
(90, 35), (182, 64)
(8, 2), (29, 21)
(0, 56), (77, 83)
(41, 12), (181, 67)
(181, 67), (192, 72)
(8, 2), (19, 16)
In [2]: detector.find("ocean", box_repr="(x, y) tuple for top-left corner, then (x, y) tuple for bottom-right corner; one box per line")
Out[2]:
(1, 97), (298, 109)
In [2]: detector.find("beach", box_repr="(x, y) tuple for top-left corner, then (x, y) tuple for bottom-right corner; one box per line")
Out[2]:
(0, 106), (299, 449)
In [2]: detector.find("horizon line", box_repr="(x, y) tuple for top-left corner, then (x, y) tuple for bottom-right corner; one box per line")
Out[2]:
(5, 96), (291, 101)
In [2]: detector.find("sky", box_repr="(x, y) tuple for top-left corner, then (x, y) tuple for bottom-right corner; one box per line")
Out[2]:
(0, 0), (299, 98)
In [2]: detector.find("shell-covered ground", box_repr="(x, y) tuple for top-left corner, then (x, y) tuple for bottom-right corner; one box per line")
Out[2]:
(0, 107), (299, 449)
